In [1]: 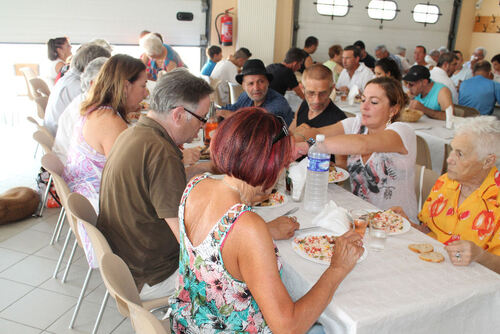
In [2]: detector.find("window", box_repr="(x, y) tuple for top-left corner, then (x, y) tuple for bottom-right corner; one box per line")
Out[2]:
(316, 0), (351, 17)
(412, 3), (441, 25)
(367, 0), (398, 21)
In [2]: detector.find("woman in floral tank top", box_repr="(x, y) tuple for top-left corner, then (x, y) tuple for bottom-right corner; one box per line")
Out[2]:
(63, 55), (148, 211)
(170, 108), (364, 333)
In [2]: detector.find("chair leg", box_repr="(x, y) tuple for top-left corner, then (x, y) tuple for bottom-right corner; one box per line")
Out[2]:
(61, 239), (78, 283)
(92, 290), (110, 334)
(54, 208), (67, 243)
(53, 229), (72, 279)
(37, 175), (52, 217)
(49, 208), (66, 245)
(69, 267), (93, 329)
(33, 143), (39, 159)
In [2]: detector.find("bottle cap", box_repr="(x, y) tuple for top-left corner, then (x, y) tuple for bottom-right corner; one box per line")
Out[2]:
(316, 134), (325, 142)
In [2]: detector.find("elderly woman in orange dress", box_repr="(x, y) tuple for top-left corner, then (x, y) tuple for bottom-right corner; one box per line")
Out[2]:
(396, 116), (500, 274)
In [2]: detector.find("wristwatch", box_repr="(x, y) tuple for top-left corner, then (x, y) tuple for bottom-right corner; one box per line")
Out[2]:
(306, 137), (316, 147)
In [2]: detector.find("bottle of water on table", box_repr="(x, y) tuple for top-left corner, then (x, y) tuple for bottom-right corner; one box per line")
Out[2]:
(304, 134), (331, 213)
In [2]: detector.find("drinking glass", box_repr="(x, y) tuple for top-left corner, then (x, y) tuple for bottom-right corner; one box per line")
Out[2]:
(369, 221), (387, 251)
(350, 209), (368, 237)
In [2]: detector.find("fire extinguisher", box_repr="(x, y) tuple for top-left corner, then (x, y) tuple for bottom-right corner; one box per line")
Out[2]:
(215, 8), (233, 46)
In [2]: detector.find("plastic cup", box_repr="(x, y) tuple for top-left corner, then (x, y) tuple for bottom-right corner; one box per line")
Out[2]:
(369, 221), (386, 251)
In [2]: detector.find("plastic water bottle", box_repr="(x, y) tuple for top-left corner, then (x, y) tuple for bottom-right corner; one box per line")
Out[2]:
(303, 134), (331, 213)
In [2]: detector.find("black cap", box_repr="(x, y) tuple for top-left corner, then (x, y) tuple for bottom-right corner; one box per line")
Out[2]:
(403, 65), (430, 82)
(235, 59), (273, 84)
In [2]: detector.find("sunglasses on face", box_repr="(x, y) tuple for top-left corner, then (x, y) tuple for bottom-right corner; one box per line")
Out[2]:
(272, 116), (289, 145)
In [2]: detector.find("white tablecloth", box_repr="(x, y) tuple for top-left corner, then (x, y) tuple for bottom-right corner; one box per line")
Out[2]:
(255, 184), (500, 334)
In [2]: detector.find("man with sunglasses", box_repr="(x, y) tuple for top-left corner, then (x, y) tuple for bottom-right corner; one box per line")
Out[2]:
(97, 69), (215, 301)
(404, 65), (453, 121)
(217, 59), (294, 126)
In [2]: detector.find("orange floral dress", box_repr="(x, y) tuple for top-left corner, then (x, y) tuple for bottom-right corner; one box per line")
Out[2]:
(418, 167), (500, 255)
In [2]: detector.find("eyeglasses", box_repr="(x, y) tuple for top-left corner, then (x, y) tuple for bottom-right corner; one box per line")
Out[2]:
(177, 106), (207, 124)
(272, 116), (289, 145)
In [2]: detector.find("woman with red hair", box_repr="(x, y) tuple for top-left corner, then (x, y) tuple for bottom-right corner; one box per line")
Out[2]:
(170, 107), (364, 333)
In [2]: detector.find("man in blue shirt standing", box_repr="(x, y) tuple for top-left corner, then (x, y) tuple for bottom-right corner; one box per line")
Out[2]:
(459, 61), (500, 115)
(200, 45), (222, 76)
(217, 59), (294, 125)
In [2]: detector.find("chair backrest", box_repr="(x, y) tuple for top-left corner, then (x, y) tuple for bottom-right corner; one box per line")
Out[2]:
(66, 192), (111, 269)
(28, 118), (52, 138)
(211, 78), (223, 107)
(33, 130), (54, 154)
(40, 152), (77, 243)
(441, 143), (451, 174)
(34, 95), (49, 119)
(416, 135), (432, 170)
(128, 301), (168, 334)
(414, 164), (440, 212)
(29, 77), (51, 98)
(100, 252), (142, 317)
(18, 66), (39, 100)
(454, 104), (480, 117)
(228, 82), (243, 104)
(41, 152), (70, 206)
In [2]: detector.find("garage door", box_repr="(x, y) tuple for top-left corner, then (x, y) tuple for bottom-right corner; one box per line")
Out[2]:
(295, 0), (455, 63)
(0, 0), (208, 46)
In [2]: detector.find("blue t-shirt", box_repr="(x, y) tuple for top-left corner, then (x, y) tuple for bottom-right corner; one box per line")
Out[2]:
(459, 75), (500, 115)
(415, 80), (446, 111)
(221, 88), (294, 126)
(200, 60), (216, 76)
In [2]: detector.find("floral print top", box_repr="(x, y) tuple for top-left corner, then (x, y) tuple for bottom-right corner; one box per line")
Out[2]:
(418, 167), (500, 254)
(63, 109), (109, 213)
(170, 174), (282, 333)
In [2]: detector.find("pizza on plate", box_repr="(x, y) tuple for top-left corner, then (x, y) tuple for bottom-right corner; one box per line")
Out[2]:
(293, 234), (336, 262)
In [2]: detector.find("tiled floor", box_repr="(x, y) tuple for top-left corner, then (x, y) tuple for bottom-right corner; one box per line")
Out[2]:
(0, 96), (134, 333)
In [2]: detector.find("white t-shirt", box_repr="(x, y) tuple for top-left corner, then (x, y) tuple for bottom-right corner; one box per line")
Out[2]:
(451, 66), (473, 87)
(341, 116), (418, 222)
(44, 68), (82, 136)
(53, 93), (86, 164)
(210, 59), (239, 105)
(336, 63), (375, 92)
(430, 67), (458, 104)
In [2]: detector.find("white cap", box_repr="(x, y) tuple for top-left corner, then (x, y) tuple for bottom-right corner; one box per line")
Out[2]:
(316, 134), (325, 142)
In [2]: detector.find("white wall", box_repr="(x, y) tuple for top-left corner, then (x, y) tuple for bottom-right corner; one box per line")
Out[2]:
(0, 0), (206, 46)
(237, 0), (277, 65)
(296, 0), (455, 63)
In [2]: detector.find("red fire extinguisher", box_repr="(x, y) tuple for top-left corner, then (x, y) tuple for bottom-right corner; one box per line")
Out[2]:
(215, 8), (233, 46)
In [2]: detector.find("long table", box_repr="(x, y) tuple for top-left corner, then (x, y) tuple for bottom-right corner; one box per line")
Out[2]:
(255, 184), (500, 334)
